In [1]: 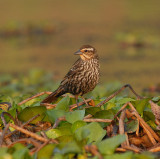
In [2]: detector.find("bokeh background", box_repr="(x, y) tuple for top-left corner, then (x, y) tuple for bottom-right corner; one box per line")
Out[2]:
(0, 0), (160, 92)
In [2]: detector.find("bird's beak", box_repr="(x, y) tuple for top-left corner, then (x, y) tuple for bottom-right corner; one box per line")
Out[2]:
(74, 50), (83, 55)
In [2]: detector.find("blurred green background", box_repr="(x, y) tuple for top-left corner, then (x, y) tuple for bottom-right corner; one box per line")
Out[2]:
(0, 0), (160, 92)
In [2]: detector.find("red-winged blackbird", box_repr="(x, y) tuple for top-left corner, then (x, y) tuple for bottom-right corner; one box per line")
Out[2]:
(41, 45), (100, 106)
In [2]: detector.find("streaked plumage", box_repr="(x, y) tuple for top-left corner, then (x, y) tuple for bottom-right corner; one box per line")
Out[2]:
(41, 45), (100, 105)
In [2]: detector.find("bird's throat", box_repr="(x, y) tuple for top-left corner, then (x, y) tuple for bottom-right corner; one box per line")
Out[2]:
(80, 54), (91, 61)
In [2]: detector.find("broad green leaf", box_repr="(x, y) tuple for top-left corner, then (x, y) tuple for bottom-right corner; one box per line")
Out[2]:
(0, 147), (8, 156)
(61, 141), (81, 154)
(12, 143), (32, 159)
(133, 98), (150, 114)
(85, 107), (101, 115)
(57, 135), (74, 143)
(94, 110), (114, 127)
(94, 110), (114, 119)
(48, 123), (72, 140)
(46, 129), (62, 139)
(125, 119), (138, 133)
(18, 106), (46, 124)
(106, 102), (116, 110)
(55, 96), (70, 111)
(97, 134), (126, 155)
(38, 144), (56, 159)
(135, 152), (155, 159)
(143, 111), (155, 121)
(104, 151), (133, 159)
(75, 122), (106, 143)
(58, 123), (72, 136)
(152, 96), (160, 102)
(71, 120), (87, 133)
(117, 98), (135, 104)
(66, 110), (85, 124)
(52, 153), (63, 159)
(46, 109), (66, 123)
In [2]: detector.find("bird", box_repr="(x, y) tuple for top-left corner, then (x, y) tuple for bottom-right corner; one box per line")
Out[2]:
(41, 45), (100, 107)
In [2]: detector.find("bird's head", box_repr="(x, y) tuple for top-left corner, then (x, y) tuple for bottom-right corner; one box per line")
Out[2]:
(74, 45), (97, 60)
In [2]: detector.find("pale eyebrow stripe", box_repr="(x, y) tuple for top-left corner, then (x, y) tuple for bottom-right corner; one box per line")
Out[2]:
(82, 48), (94, 51)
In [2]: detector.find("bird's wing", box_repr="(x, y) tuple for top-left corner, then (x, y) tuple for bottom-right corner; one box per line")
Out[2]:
(60, 58), (82, 86)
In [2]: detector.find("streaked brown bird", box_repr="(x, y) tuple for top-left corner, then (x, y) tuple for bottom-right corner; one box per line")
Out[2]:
(41, 45), (100, 106)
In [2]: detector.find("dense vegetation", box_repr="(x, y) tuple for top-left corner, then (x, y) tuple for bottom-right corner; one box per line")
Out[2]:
(0, 70), (160, 159)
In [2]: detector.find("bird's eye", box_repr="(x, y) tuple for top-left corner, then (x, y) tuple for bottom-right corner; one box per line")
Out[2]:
(84, 50), (87, 52)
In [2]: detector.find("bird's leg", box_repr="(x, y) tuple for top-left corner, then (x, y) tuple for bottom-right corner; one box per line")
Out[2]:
(75, 95), (79, 108)
(81, 96), (89, 106)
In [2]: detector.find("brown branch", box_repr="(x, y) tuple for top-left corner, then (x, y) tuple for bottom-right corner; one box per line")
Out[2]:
(149, 144), (160, 152)
(18, 91), (52, 105)
(84, 114), (93, 119)
(1, 112), (18, 126)
(53, 116), (112, 129)
(34, 140), (50, 153)
(128, 102), (160, 142)
(4, 114), (40, 139)
(119, 109), (128, 147)
(0, 124), (10, 146)
(114, 102), (129, 120)
(40, 103), (57, 109)
(123, 145), (141, 153)
(96, 84), (142, 107)
(8, 138), (41, 148)
(69, 98), (92, 110)
(84, 118), (112, 123)
(116, 147), (126, 152)
(9, 123), (48, 143)
(85, 145), (103, 159)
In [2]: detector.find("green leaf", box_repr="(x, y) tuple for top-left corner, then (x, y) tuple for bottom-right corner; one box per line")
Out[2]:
(106, 102), (116, 110)
(125, 119), (138, 133)
(152, 96), (160, 102)
(61, 141), (81, 154)
(94, 110), (114, 119)
(117, 98), (135, 104)
(97, 134), (126, 155)
(52, 153), (63, 159)
(85, 107), (101, 115)
(133, 98), (150, 114)
(104, 151), (133, 159)
(46, 129), (62, 139)
(66, 110), (85, 124)
(55, 96), (70, 111)
(38, 144), (56, 159)
(135, 152), (155, 159)
(57, 135), (74, 143)
(94, 110), (114, 127)
(143, 111), (155, 121)
(47, 123), (72, 140)
(18, 106), (46, 124)
(0, 147), (9, 157)
(75, 122), (106, 143)
(71, 120), (87, 133)
(46, 109), (66, 123)
(12, 143), (32, 159)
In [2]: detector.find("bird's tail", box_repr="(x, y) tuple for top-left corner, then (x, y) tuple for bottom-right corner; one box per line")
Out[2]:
(41, 87), (65, 103)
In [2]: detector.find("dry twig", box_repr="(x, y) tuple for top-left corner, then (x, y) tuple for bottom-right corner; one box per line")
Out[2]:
(9, 123), (49, 143)
(85, 145), (103, 159)
(4, 114), (40, 139)
(18, 91), (52, 105)
(96, 84), (142, 107)
(69, 98), (92, 110)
